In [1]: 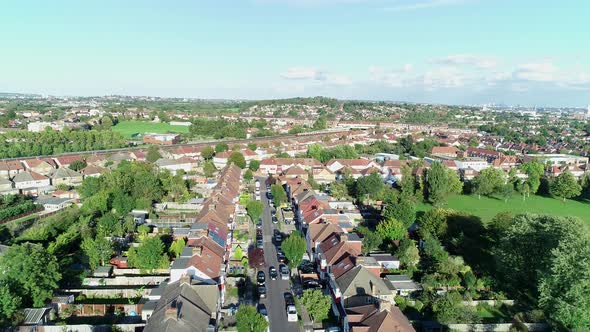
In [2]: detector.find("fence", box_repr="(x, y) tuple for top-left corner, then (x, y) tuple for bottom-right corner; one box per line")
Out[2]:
(82, 276), (168, 286)
(59, 303), (143, 317)
(60, 288), (153, 298)
(447, 323), (549, 332)
(39, 324), (145, 332)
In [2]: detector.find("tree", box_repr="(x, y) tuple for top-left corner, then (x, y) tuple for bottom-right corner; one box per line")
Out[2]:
(243, 169), (253, 182)
(472, 167), (505, 199)
(283, 231), (307, 269)
(329, 181), (349, 200)
(127, 236), (169, 271)
(425, 162), (461, 205)
(312, 115), (327, 130)
(539, 231), (590, 331)
(146, 145), (162, 163)
(201, 146), (215, 160)
(236, 304), (269, 332)
(399, 164), (415, 199)
(0, 243), (61, 307)
(357, 226), (382, 255)
(382, 196), (416, 228)
(376, 218), (406, 242)
(69, 159), (87, 171)
(271, 184), (288, 207)
(499, 183), (514, 202)
(228, 152), (247, 169)
(246, 200), (264, 222)
(521, 160), (545, 194)
(249, 160), (260, 172)
(550, 171), (582, 202)
(203, 160), (217, 177)
(97, 212), (123, 237)
(0, 284), (21, 324)
(419, 208), (451, 239)
(215, 143), (229, 153)
(432, 291), (480, 324)
(81, 236), (113, 270)
(397, 238), (420, 272)
(169, 238), (186, 258)
(247, 143), (257, 151)
(355, 172), (384, 201)
(234, 246), (244, 260)
(301, 289), (332, 322)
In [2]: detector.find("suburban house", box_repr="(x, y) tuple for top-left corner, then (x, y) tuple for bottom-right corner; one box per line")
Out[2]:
(0, 177), (15, 194)
(36, 196), (74, 212)
(79, 165), (107, 178)
(23, 158), (55, 176)
(155, 157), (198, 174)
(143, 276), (219, 332)
(312, 166), (336, 184)
(143, 133), (181, 145)
(53, 155), (83, 169)
(212, 151), (232, 168)
(48, 168), (84, 186)
(169, 236), (225, 284)
(430, 146), (460, 158)
(0, 160), (24, 179)
(12, 171), (51, 190)
(370, 253), (401, 270)
(326, 158), (379, 173)
(346, 302), (416, 332)
(383, 274), (422, 297)
(465, 147), (504, 163)
(333, 265), (394, 308)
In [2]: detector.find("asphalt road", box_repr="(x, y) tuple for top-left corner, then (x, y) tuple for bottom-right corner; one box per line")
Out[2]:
(257, 179), (301, 332)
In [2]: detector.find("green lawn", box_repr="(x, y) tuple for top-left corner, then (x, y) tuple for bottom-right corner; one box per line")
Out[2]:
(419, 194), (590, 224)
(112, 121), (190, 138)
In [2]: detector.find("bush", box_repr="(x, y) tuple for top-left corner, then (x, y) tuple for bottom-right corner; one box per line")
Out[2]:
(395, 296), (407, 311)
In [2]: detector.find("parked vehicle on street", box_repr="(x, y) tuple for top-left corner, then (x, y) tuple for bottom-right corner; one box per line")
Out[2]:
(286, 305), (298, 322)
(257, 271), (266, 285)
(269, 266), (278, 280)
(279, 264), (290, 280)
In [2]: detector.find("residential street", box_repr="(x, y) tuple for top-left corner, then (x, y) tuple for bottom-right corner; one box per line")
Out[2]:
(258, 179), (301, 332)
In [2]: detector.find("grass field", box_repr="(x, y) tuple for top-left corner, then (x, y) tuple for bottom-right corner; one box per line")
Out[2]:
(112, 121), (190, 138)
(419, 194), (590, 224)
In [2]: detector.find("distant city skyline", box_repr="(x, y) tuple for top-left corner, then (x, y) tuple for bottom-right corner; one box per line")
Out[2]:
(1, 0), (589, 107)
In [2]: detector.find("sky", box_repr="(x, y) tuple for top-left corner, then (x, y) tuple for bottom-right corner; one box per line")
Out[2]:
(0, 0), (589, 106)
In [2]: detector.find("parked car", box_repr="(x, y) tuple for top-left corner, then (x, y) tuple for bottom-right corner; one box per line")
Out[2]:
(284, 292), (295, 306)
(286, 305), (298, 322)
(258, 303), (268, 316)
(279, 264), (290, 280)
(303, 279), (322, 289)
(257, 271), (266, 285)
(256, 239), (264, 248)
(269, 266), (278, 280)
(274, 232), (283, 243)
(258, 285), (267, 299)
(277, 252), (286, 263)
(272, 216), (278, 224)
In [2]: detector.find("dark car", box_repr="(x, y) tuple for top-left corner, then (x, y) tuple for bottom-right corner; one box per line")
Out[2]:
(256, 239), (264, 248)
(298, 260), (315, 274)
(269, 266), (278, 280)
(258, 303), (268, 316)
(277, 252), (286, 263)
(284, 292), (295, 306)
(266, 192), (273, 199)
(257, 271), (266, 285)
(274, 233), (283, 243)
(303, 279), (322, 289)
(272, 216), (278, 224)
(258, 285), (267, 298)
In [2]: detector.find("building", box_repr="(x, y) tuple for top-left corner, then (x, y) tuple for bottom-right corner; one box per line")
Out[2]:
(430, 146), (460, 158)
(143, 133), (181, 145)
(12, 171), (51, 190)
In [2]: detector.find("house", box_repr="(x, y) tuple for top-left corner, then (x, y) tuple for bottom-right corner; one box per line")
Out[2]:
(312, 166), (336, 184)
(326, 159), (379, 173)
(370, 253), (400, 270)
(23, 159), (55, 176)
(53, 155), (83, 169)
(144, 276), (219, 332)
(79, 165), (107, 178)
(0, 160), (24, 179)
(170, 236), (225, 284)
(155, 157), (198, 174)
(143, 133), (181, 145)
(334, 265), (394, 308)
(346, 302), (415, 332)
(283, 166), (308, 180)
(48, 168), (84, 186)
(430, 146), (460, 158)
(212, 151), (232, 168)
(12, 171), (51, 190)
(0, 177), (14, 193)
(465, 147), (504, 163)
(383, 274), (422, 297)
(36, 196), (74, 212)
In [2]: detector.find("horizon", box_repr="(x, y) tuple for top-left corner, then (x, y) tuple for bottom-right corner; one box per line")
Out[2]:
(1, 0), (589, 107)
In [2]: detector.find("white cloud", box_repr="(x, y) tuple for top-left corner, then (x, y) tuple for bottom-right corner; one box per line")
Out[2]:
(432, 54), (498, 69)
(280, 67), (352, 85)
(513, 62), (560, 82)
(368, 64), (414, 87)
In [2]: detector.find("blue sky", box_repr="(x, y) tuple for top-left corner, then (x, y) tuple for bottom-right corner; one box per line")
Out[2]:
(1, 0), (588, 106)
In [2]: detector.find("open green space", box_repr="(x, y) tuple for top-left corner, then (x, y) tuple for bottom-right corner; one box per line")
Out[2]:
(419, 194), (590, 224)
(112, 120), (190, 138)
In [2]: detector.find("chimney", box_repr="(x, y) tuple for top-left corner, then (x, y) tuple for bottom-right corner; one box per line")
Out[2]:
(371, 281), (377, 296)
(165, 301), (178, 320)
(340, 233), (348, 242)
(192, 246), (203, 256)
(179, 274), (191, 286)
(379, 299), (392, 312)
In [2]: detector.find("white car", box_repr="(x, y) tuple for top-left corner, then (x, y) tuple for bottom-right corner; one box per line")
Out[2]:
(286, 305), (298, 322)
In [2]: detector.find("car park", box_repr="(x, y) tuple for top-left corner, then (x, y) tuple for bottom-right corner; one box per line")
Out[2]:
(269, 266), (278, 280)
(257, 271), (266, 285)
(279, 264), (290, 280)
